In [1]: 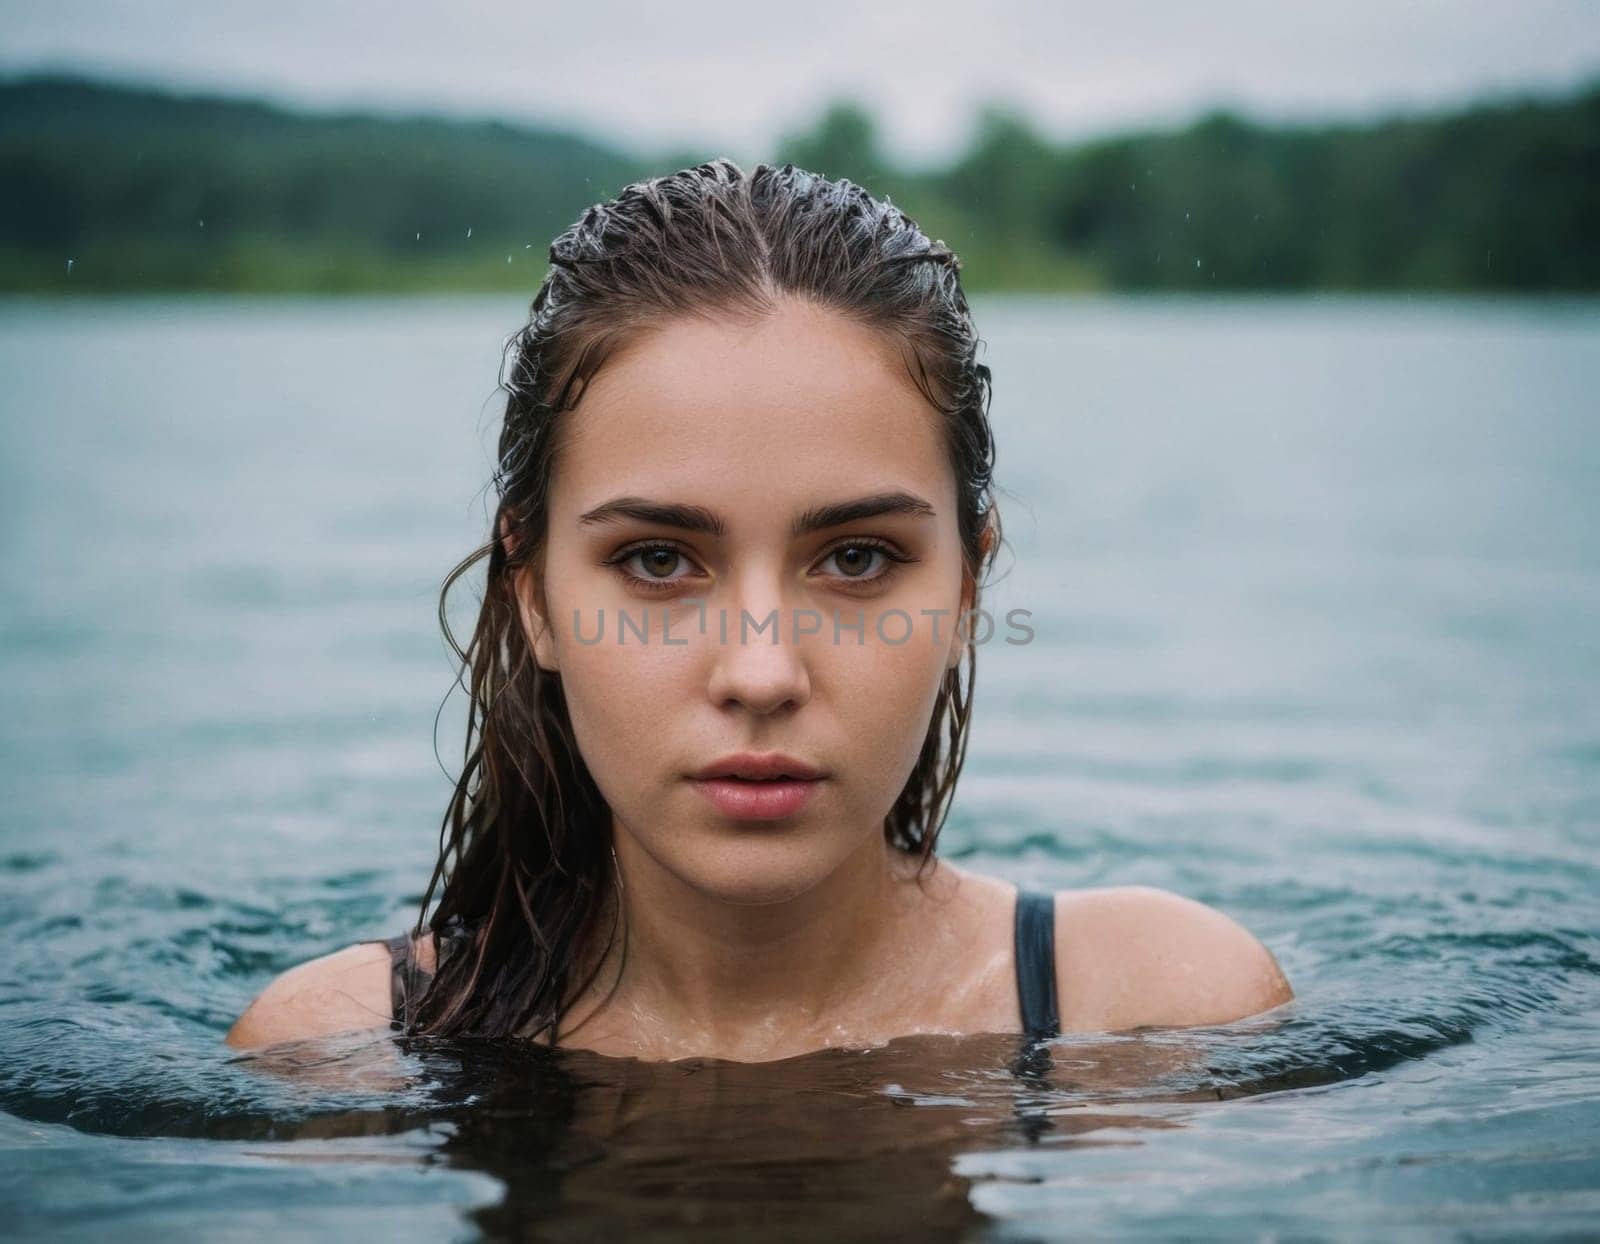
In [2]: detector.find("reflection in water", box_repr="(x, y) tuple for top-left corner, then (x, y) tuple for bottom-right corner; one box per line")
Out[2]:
(228, 1024), (1281, 1241)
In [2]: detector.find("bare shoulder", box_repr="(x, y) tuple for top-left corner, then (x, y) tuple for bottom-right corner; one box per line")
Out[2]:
(223, 933), (436, 1049)
(1054, 885), (1293, 1032)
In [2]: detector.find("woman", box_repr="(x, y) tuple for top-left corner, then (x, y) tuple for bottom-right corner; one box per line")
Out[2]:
(225, 159), (1292, 1062)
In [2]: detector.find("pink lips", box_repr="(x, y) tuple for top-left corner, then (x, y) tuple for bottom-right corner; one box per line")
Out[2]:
(691, 776), (822, 820)
(689, 752), (826, 821)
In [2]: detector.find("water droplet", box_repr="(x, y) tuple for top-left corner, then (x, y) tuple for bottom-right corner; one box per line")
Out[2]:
(506, 255), (512, 263)
(198, 218), (205, 228)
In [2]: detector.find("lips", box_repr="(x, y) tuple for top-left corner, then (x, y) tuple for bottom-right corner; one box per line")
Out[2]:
(690, 776), (822, 820)
(691, 752), (824, 782)
(689, 752), (825, 820)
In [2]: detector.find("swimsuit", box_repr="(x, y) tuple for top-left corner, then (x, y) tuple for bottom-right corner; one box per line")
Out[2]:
(1012, 889), (1061, 1041)
(371, 887), (1061, 1042)
(367, 909), (471, 1033)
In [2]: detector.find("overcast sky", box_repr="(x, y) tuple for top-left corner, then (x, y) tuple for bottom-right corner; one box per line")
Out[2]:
(4, 1), (1597, 165)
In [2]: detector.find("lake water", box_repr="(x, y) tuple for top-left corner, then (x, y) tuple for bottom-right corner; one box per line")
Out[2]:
(1, 295), (1597, 1240)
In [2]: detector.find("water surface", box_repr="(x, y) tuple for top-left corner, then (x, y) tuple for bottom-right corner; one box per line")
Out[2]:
(1, 295), (1597, 1240)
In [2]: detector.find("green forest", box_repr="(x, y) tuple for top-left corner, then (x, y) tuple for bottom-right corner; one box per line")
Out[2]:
(2, 73), (1595, 293)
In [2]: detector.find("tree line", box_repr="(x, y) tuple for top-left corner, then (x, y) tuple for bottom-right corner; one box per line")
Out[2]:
(2, 73), (1595, 293)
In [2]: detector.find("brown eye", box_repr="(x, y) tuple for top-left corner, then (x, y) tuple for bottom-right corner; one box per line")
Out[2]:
(816, 539), (911, 585)
(832, 545), (877, 578)
(603, 541), (704, 593)
(640, 548), (680, 578)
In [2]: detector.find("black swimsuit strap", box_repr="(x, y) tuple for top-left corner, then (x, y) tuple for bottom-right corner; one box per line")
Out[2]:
(361, 932), (417, 1031)
(368, 918), (473, 1031)
(1013, 889), (1061, 1041)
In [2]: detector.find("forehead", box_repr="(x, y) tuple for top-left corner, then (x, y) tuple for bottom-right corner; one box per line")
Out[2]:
(551, 299), (954, 517)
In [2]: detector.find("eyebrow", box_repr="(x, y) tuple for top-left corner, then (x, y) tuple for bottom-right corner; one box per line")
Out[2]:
(577, 490), (937, 539)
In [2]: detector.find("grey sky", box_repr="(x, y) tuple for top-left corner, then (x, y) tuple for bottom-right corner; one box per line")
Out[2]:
(3, 1), (1597, 164)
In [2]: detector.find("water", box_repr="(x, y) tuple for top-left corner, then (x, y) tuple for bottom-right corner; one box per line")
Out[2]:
(1, 294), (1597, 1240)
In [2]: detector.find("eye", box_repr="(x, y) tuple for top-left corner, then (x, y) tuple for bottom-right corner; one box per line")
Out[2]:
(604, 541), (707, 593)
(603, 537), (916, 594)
(814, 539), (915, 586)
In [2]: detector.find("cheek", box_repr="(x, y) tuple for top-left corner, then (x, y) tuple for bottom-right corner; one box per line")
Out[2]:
(534, 554), (683, 800)
(558, 628), (694, 797)
(823, 627), (951, 798)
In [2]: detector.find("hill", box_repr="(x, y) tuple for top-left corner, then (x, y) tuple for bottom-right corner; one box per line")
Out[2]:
(2, 74), (1595, 292)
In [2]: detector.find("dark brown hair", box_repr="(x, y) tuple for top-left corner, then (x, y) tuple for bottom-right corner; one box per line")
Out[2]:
(402, 158), (1002, 1040)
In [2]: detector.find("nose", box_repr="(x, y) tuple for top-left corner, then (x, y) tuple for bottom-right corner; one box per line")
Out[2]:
(704, 583), (813, 715)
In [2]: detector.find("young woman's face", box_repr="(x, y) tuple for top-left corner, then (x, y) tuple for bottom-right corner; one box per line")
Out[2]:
(517, 297), (972, 906)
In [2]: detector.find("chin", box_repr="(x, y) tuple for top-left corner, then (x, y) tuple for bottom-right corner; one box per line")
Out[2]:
(654, 821), (855, 907)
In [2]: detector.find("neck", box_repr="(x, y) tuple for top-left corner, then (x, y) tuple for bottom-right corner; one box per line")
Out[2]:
(588, 825), (923, 1053)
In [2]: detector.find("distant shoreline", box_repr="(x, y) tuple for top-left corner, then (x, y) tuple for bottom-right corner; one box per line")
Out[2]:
(4, 73), (1596, 295)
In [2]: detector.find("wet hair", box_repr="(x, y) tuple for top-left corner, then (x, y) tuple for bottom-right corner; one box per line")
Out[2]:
(403, 158), (1002, 1040)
